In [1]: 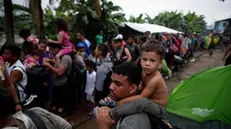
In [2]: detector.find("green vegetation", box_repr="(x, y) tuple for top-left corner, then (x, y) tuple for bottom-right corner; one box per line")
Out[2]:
(1, 0), (213, 44)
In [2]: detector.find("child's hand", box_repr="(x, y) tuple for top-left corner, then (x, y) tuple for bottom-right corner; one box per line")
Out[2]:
(43, 58), (50, 62)
(42, 62), (51, 68)
(48, 39), (53, 43)
(138, 84), (144, 91)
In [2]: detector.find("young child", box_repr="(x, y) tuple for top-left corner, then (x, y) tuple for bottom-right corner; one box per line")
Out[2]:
(48, 18), (75, 63)
(19, 29), (39, 46)
(85, 59), (96, 115)
(76, 43), (88, 59)
(24, 49), (41, 69)
(38, 39), (55, 65)
(118, 40), (168, 107)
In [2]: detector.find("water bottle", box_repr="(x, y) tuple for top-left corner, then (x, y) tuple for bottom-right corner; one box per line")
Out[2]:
(93, 107), (97, 117)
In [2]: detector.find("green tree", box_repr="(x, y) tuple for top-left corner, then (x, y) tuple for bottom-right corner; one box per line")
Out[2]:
(13, 4), (33, 33)
(101, 0), (125, 34)
(144, 11), (206, 33)
(183, 12), (206, 33)
(128, 14), (145, 23)
(54, 0), (124, 42)
(150, 11), (183, 31)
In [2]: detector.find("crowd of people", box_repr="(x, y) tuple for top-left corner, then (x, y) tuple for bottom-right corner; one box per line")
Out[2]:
(0, 18), (230, 129)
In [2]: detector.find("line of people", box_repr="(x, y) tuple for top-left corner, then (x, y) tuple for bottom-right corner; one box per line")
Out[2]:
(0, 17), (229, 129)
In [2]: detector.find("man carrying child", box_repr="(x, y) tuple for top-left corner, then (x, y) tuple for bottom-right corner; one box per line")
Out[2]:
(96, 40), (169, 129)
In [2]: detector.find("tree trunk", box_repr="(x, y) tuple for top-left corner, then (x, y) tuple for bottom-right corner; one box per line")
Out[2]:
(3, 0), (15, 44)
(93, 0), (101, 18)
(30, 0), (44, 38)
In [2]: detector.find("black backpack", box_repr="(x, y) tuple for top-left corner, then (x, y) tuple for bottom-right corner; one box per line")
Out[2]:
(70, 55), (83, 87)
(94, 63), (113, 103)
(12, 65), (49, 105)
(112, 47), (127, 66)
(101, 67), (113, 99)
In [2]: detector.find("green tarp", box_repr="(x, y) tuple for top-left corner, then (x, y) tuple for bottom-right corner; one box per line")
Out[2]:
(167, 65), (231, 125)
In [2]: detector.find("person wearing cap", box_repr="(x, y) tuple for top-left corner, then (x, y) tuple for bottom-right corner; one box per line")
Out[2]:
(76, 43), (88, 59)
(112, 38), (132, 66)
(115, 34), (126, 46)
(76, 32), (91, 56)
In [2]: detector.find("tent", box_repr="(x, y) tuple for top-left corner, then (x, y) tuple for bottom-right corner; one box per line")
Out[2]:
(167, 65), (231, 129)
(120, 22), (183, 34)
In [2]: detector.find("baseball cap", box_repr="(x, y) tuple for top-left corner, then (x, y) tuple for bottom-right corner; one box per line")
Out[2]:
(115, 34), (123, 40)
(76, 43), (85, 48)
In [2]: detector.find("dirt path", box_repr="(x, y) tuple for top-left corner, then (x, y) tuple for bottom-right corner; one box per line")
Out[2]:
(73, 51), (224, 129)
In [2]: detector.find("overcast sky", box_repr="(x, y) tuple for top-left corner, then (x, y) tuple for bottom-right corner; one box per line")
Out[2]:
(13, 0), (231, 25)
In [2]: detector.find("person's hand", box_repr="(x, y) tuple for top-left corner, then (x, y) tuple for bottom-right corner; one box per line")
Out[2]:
(43, 58), (50, 63)
(48, 39), (53, 43)
(42, 62), (51, 68)
(15, 104), (22, 112)
(96, 107), (115, 129)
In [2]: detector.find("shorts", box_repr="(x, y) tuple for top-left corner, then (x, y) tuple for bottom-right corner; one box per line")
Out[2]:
(60, 48), (72, 56)
(86, 94), (95, 103)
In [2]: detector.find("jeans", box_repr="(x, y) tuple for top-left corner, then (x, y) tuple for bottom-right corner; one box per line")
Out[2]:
(109, 98), (166, 120)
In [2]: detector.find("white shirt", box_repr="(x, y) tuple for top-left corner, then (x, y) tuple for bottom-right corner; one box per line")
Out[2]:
(84, 39), (91, 48)
(85, 70), (96, 95)
(6, 60), (27, 102)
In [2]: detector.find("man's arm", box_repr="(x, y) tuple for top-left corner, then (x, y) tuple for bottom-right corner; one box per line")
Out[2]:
(124, 48), (132, 62)
(135, 45), (142, 63)
(44, 56), (69, 76)
(10, 70), (23, 83)
(45, 63), (66, 76)
(3, 65), (21, 110)
(118, 78), (158, 105)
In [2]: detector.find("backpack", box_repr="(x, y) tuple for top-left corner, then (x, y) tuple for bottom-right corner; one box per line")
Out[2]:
(94, 62), (113, 103)
(112, 47), (127, 66)
(101, 67), (113, 99)
(126, 44), (140, 62)
(70, 54), (83, 87)
(12, 65), (49, 106)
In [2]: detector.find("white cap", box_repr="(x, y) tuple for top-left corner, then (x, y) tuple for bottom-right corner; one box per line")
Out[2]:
(115, 34), (123, 40)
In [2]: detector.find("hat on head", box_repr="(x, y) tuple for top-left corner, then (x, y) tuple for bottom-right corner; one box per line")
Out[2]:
(115, 34), (123, 40)
(76, 43), (85, 48)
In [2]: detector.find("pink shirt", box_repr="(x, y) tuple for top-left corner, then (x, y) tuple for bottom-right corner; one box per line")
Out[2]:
(24, 56), (38, 69)
(61, 31), (73, 48)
